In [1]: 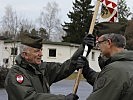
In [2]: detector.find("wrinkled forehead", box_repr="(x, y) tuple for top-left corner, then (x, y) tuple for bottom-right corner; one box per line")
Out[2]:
(26, 46), (39, 51)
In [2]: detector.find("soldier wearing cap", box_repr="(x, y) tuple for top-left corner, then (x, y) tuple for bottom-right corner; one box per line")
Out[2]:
(5, 33), (95, 100)
(76, 33), (133, 100)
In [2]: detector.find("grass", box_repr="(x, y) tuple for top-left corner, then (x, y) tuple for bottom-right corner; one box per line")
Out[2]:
(66, 72), (85, 80)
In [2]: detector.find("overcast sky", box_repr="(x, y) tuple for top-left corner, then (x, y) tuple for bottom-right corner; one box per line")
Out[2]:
(0, 0), (133, 23)
(0, 0), (75, 23)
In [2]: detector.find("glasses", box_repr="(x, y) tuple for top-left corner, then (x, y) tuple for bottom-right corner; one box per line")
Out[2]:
(96, 40), (107, 46)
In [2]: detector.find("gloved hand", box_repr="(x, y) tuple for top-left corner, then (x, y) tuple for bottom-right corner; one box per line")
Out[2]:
(70, 34), (95, 69)
(83, 34), (96, 49)
(76, 56), (89, 70)
(77, 56), (97, 86)
(65, 93), (79, 100)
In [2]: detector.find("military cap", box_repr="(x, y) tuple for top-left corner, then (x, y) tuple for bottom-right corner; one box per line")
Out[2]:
(20, 33), (43, 49)
(94, 22), (127, 36)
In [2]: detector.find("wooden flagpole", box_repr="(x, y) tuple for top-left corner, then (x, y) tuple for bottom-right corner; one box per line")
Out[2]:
(72, 0), (101, 94)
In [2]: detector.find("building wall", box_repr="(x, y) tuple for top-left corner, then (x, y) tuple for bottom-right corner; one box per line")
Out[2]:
(42, 43), (101, 71)
(1, 42), (101, 71)
(3, 42), (21, 68)
(42, 44), (78, 63)
(88, 49), (101, 71)
(0, 40), (5, 66)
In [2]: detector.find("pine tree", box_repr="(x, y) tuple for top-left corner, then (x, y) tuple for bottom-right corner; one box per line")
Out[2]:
(38, 27), (49, 41)
(118, 0), (132, 22)
(31, 28), (38, 35)
(62, 0), (94, 44)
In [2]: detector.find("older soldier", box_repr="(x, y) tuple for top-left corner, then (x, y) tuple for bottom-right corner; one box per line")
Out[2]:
(5, 33), (95, 100)
(77, 33), (133, 100)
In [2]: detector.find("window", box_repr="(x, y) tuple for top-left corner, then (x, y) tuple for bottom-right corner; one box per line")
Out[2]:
(91, 52), (95, 60)
(3, 58), (9, 64)
(11, 47), (18, 55)
(49, 49), (56, 57)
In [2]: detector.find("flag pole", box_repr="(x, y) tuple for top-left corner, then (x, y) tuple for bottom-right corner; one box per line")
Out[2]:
(89, 0), (101, 34)
(72, 0), (101, 94)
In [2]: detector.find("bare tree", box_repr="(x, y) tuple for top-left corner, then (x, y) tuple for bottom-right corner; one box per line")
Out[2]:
(0, 5), (35, 66)
(0, 6), (21, 65)
(1, 6), (20, 38)
(1, 5), (35, 38)
(38, 1), (64, 41)
(20, 18), (35, 32)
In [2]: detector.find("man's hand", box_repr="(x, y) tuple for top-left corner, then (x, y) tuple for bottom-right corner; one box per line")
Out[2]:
(83, 34), (96, 49)
(65, 93), (79, 100)
(76, 56), (89, 69)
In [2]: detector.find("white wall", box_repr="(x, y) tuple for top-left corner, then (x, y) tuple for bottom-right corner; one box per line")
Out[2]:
(3, 42), (21, 68)
(2, 42), (101, 71)
(0, 40), (5, 66)
(42, 43), (101, 71)
(42, 44), (78, 63)
(88, 49), (101, 71)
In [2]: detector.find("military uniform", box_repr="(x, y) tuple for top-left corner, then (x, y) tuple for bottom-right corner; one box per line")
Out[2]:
(84, 51), (133, 100)
(5, 33), (82, 100)
(5, 54), (77, 100)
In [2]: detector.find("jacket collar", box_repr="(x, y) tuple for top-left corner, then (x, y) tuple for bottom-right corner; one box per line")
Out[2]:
(104, 50), (133, 67)
(109, 50), (133, 62)
(15, 54), (42, 75)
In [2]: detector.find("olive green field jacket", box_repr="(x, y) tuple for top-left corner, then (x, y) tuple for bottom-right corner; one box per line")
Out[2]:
(87, 50), (133, 100)
(5, 55), (77, 100)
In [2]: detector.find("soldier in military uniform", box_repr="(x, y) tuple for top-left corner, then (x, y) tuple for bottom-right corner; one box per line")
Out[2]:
(77, 33), (133, 100)
(5, 33), (95, 100)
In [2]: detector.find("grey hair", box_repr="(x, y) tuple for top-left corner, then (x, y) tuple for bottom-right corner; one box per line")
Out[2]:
(103, 33), (126, 48)
(19, 44), (31, 54)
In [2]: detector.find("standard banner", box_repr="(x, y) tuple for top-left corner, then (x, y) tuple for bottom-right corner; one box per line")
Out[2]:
(99, 0), (118, 22)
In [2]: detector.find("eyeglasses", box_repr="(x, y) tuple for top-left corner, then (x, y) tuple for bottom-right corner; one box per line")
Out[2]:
(96, 40), (107, 46)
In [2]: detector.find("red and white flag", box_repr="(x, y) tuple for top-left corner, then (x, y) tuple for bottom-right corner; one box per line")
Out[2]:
(99, 0), (117, 22)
